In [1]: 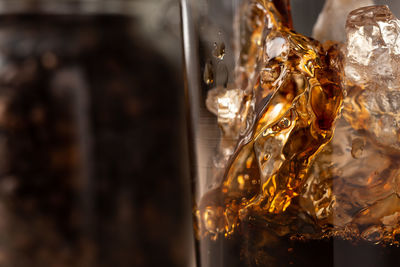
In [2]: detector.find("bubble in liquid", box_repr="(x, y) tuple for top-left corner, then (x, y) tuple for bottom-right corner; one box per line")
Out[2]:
(278, 117), (291, 129)
(213, 42), (226, 60)
(361, 226), (384, 243)
(351, 138), (365, 159)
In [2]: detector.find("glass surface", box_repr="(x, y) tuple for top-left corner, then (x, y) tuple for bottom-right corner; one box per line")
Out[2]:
(181, 0), (400, 266)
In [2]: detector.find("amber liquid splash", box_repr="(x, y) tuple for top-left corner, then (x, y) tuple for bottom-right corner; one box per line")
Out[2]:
(196, 0), (400, 266)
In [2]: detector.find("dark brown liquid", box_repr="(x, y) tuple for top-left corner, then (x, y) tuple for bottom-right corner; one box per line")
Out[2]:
(198, 231), (400, 267)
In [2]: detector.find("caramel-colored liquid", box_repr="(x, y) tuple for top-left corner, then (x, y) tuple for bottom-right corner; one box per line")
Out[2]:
(197, 2), (400, 264)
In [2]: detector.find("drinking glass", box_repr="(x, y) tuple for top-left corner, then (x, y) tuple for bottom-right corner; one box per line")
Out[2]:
(181, 0), (400, 266)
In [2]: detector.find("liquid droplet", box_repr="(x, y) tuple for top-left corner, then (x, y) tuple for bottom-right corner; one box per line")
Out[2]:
(203, 61), (214, 85)
(213, 42), (226, 60)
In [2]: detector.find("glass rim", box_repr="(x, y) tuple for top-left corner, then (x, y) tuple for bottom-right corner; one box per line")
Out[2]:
(0, 0), (138, 15)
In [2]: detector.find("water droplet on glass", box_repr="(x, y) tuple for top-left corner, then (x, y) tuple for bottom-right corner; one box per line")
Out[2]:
(213, 42), (226, 60)
(203, 60), (214, 85)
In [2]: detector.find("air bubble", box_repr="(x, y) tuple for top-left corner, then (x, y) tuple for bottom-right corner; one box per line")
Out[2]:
(351, 138), (365, 159)
(362, 226), (383, 243)
(278, 117), (291, 129)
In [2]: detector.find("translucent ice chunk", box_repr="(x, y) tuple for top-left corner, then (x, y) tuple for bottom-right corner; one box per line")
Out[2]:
(313, 0), (374, 43)
(206, 86), (244, 123)
(344, 5), (400, 151)
(301, 119), (400, 230)
(345, 5), (400, 84)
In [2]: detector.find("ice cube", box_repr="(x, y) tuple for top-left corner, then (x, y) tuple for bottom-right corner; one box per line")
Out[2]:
(344, 5), (400, 151)
(312, 0), (374, 43)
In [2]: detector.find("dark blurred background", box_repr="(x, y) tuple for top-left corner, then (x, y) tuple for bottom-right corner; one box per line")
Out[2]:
(0, 0), (399, 267)
(0, 0), (193, 267)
